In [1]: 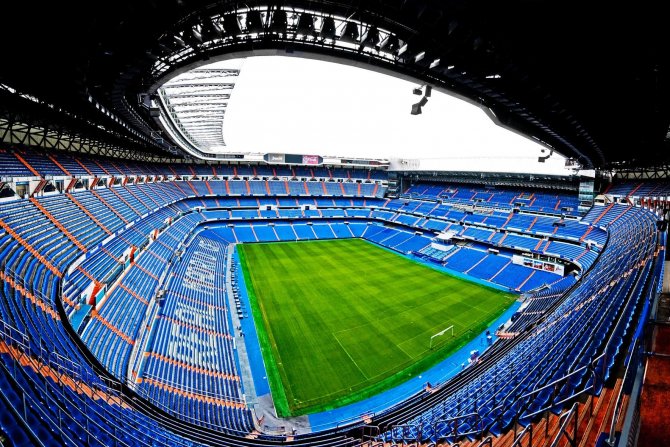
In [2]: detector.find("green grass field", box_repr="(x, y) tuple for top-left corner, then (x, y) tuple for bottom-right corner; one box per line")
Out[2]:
(238, 238), (516, 417)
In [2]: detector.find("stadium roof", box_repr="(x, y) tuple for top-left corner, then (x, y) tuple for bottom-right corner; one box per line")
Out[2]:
(0, 1), (668, 169)
(157, 56), (570, 175)
(158, 67), (239, 153)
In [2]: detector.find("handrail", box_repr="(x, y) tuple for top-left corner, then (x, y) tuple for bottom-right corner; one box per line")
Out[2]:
(605, 266), (657, 446)
(604, 342), (639, 446)
(549, 402), (579, 447)
(510, 424), (532, 447)
(425, 411), (482, 442)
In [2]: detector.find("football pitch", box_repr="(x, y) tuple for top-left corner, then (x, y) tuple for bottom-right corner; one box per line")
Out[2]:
(238, 238), (516, 417)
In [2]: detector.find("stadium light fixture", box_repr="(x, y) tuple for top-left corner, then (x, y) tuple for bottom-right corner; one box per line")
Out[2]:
(319, 16), (337, 39)
(223, 14), (241, 36)
(180, 27), (201, 48)
(270, 10), (287, 33)
(191, 27), (203, 43)
(200, 18), (223, 41)
(340, 21), (360, 44)
(380, 35), (400, 54)
(398, 42), (421, 64)
(245, 10), (264, 34)
(297, 12), (316, 36)
(416, 52), (437, 68)
(173, 35), (186, 48)
(361, 26), (380, 48)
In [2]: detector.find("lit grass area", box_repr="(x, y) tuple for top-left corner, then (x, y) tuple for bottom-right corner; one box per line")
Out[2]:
(238, 238), (516, 417)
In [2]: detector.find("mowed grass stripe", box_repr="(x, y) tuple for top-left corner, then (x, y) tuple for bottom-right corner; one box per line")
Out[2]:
(238, 238), (516, 416)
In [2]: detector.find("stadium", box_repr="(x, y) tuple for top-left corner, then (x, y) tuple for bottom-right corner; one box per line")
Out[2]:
(0, 2), (669, 447)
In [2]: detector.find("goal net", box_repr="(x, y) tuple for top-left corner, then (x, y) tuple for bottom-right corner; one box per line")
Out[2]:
(429, 325), (454, 349)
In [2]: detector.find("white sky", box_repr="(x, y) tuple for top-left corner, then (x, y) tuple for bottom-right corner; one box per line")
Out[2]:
(207, 56), (572, 175)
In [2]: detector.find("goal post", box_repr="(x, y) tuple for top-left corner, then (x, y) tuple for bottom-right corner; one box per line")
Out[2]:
(429, 325), (454, 349)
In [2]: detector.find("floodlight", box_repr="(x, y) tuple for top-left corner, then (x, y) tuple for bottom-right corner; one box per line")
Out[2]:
(415, 52), (437, 68)
(361, 26), (380, 48)
(270, 10), (287, 33)
(380, 35), (400, 54)
(173, 35), (186, 48)
(320, 16), (336, 39)
(180, 28), (201, 47)
(223, 14), (241, 35)
(398, 42), (420, 63)
(200, 18), (222, 41)
(297, 13), (315, 35)
(340, 22), (359, 43)
(245, 10), (263, 34)
(191, 27), (203, 43)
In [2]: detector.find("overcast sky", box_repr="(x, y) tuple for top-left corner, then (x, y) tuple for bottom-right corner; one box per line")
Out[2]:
(208, 56), (572, 175)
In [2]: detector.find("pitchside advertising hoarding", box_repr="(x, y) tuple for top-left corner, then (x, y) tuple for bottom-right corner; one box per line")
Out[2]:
(512, 254), (565, 276)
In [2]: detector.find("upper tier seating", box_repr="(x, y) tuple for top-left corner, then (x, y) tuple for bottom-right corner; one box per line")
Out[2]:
(404, 182), (580, 216)
(0, 148), (389, 184)
(0, 149), (36, 177)
(606, 180), (670, 198)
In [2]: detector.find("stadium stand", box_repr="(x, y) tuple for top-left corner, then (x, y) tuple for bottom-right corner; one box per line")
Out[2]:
(4, 0), (670, 443)
(376, 204), (661, 444)
(606, 181), (670, 198)
(0, 151), (666, 447)
(0, 148), (389, 185)
(136, 234), (252, 431)
(404, 182), (581, 216)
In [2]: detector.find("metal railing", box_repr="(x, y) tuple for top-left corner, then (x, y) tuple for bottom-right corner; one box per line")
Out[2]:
(549, 402), (579, 447)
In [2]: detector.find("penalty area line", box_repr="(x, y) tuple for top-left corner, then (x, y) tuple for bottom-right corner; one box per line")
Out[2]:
(332, 332), (369, 380)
